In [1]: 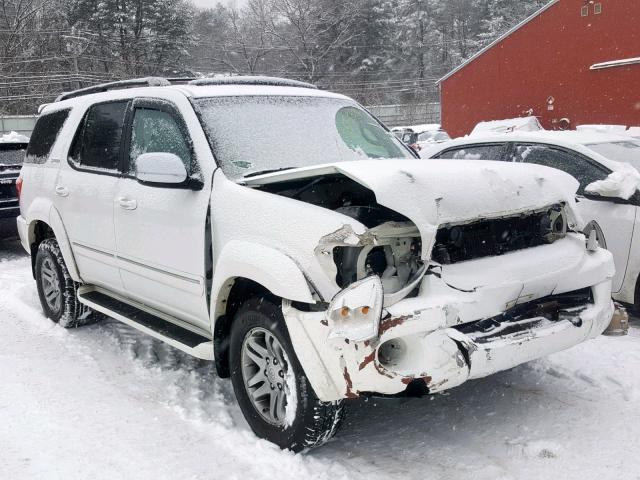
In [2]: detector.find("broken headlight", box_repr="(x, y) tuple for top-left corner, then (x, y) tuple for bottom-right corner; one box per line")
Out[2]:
(329, 221), (425, 306)
(326, 276), (384, 342)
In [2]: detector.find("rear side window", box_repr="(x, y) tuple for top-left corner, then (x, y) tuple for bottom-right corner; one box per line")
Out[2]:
(436, 144), (506, 160)
(511, 144), (609, 194)
(69, 101), (128, 172)
(25, 109), (70, 164)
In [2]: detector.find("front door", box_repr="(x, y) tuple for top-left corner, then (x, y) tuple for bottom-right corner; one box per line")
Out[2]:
(113, 98), (211, 330)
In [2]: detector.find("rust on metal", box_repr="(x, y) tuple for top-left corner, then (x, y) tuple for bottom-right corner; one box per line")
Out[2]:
(358, 351), (376, 371)
(342, 367), (359, 399)
(379, 315), (412, 336)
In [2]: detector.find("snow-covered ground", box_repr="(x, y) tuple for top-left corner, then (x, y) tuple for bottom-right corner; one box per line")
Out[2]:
(2, 238), (639, 480)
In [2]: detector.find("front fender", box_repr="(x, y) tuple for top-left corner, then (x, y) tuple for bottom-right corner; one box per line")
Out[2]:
(211, 240), (316, 322)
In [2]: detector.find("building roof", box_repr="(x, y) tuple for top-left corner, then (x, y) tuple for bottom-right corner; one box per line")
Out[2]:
(438, 0), (560, 84)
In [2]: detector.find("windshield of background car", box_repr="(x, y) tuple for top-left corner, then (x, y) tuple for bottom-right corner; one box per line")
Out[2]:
(194, 96), (413, 180)
(0, 143), (28, 167)
(417, 131), (451, 143)
(585, 140), (640, 170)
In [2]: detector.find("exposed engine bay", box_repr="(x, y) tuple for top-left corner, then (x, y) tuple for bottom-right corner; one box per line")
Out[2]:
(255, 174), (424, 299)
(432, 204), (568, 265)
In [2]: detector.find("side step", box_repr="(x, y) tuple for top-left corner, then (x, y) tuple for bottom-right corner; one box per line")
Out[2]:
(78, 286), (214, 360)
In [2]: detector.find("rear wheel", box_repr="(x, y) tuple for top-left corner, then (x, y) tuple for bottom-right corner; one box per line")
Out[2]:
(229, 298), (344, 452)
(35, 238), (93, 328)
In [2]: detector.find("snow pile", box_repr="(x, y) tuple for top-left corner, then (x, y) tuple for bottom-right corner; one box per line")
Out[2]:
(3, 244), (640, 480)
(585, 164), (640, 200)
(577, 124), (628, 134)
(471, 116), (543, 136)
(0, 131), (29, 143)
(627, 126), (640, 139)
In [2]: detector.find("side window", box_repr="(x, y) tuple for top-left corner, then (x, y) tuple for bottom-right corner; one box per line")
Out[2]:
(436, 144), (505, 160)
(69, 101), (128, 171)
(512, 144), (608, 193)
(25, 109), (70, 164)
(128, 108), (191, 174)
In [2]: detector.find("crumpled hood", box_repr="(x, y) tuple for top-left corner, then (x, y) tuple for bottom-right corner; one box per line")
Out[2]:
(244, 159), (582, 256)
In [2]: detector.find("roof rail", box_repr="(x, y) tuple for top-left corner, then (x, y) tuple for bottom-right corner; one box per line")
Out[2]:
(189, 76), (317, 89)
(55, 77), (196, 102)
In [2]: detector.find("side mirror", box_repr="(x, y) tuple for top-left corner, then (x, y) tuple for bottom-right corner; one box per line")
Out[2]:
(135, 153), (187, 186)
(584, 167), (640, 202)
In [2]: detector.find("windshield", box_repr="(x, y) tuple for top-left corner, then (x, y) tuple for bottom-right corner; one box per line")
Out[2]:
(0, 144), (27, 167)
(194, 96), (413, 180)
(586, 141), (640, 170)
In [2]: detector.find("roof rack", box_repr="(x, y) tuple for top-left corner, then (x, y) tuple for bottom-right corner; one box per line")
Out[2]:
(55, 77), (196, 102)
(54, 75), (316, 103)
(189, 76), (317, 89)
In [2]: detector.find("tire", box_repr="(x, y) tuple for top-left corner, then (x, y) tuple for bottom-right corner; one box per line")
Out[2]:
(229, 298), (344, 452)
(35, 238), (93, 328)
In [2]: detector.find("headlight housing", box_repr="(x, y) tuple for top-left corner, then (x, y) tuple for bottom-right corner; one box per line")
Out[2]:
(326, 276), (384, 342)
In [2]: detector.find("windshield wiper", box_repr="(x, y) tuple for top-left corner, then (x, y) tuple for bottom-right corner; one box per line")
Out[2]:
(243, 167), (296, 178)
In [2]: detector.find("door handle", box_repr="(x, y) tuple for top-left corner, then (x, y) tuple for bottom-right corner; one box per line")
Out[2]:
(117, 197), (137, 210)
(55, 185), (69, 197)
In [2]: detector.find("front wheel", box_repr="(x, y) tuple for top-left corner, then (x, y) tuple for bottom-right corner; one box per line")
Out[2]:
(35, 238), (93, 328)
(229, 298), (344, 452)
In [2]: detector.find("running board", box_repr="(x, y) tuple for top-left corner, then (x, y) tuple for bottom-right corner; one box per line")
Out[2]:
(77, 286), (214, 360)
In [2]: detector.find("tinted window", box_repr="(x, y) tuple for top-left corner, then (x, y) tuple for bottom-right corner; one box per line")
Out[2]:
(511, 144), (608, 193)
(69, 101), (128, 171)
(128, 108), (191, 174)
(436, 144), (505, 160)
(25, 109), (70, 164)
(0, 144), (28, 166)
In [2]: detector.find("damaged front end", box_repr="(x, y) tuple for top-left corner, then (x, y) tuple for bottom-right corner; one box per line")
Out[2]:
(246, 161), (615, 402)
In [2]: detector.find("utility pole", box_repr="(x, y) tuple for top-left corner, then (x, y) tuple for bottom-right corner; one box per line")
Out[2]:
(62, 28), (89, 90)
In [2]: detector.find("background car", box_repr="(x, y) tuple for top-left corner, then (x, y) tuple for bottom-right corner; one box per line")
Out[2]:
(391, 124), (450, 151)
(423, 130), (640, 310)
(0, 131), (29, 239)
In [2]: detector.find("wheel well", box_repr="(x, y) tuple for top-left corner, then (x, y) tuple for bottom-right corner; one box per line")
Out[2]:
(213, 278), (273, 378)
(30, 221), (55, 278)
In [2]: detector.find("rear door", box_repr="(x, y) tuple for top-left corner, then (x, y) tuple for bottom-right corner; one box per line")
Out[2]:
(113, 98), (211, 330)
(55, 100), (129, 292)
(509, 143), (636, 293)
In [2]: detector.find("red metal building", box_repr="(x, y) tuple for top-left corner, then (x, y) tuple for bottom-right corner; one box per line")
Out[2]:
(439, 0), (640, 138)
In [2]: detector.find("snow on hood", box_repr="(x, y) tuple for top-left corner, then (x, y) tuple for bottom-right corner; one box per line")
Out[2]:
(244, 159), (582, 255)
(585, 163), (640, 200)
(0, 131), (29, 143)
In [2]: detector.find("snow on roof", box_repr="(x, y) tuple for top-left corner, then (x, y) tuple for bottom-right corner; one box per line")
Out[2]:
(470, 116), (543, 136)
(627, 127), (640, 138)
(0, 131), (29, 143)
(438, 0), (560, 84)
(177, 84), (348, 100)
(577, 124), (628, 134)
(590, 57), (640, 70)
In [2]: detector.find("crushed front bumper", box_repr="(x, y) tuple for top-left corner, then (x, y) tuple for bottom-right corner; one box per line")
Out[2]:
(283, 236), (615, 402)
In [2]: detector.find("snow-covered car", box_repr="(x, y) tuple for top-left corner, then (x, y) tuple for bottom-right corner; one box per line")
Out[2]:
(17, 77), (615, 452)
(424, 130), (640, 309)
(391, 124), (450, 151)
(0, 131), (29, 238)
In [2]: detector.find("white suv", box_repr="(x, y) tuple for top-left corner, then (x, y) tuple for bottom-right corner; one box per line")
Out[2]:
(17, 77), (615, 451)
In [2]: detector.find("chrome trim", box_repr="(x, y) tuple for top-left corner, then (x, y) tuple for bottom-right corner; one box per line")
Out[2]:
(117, 254), (201, 285)
(72, 242), (115, 257)
(72, 242), (201, 286)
